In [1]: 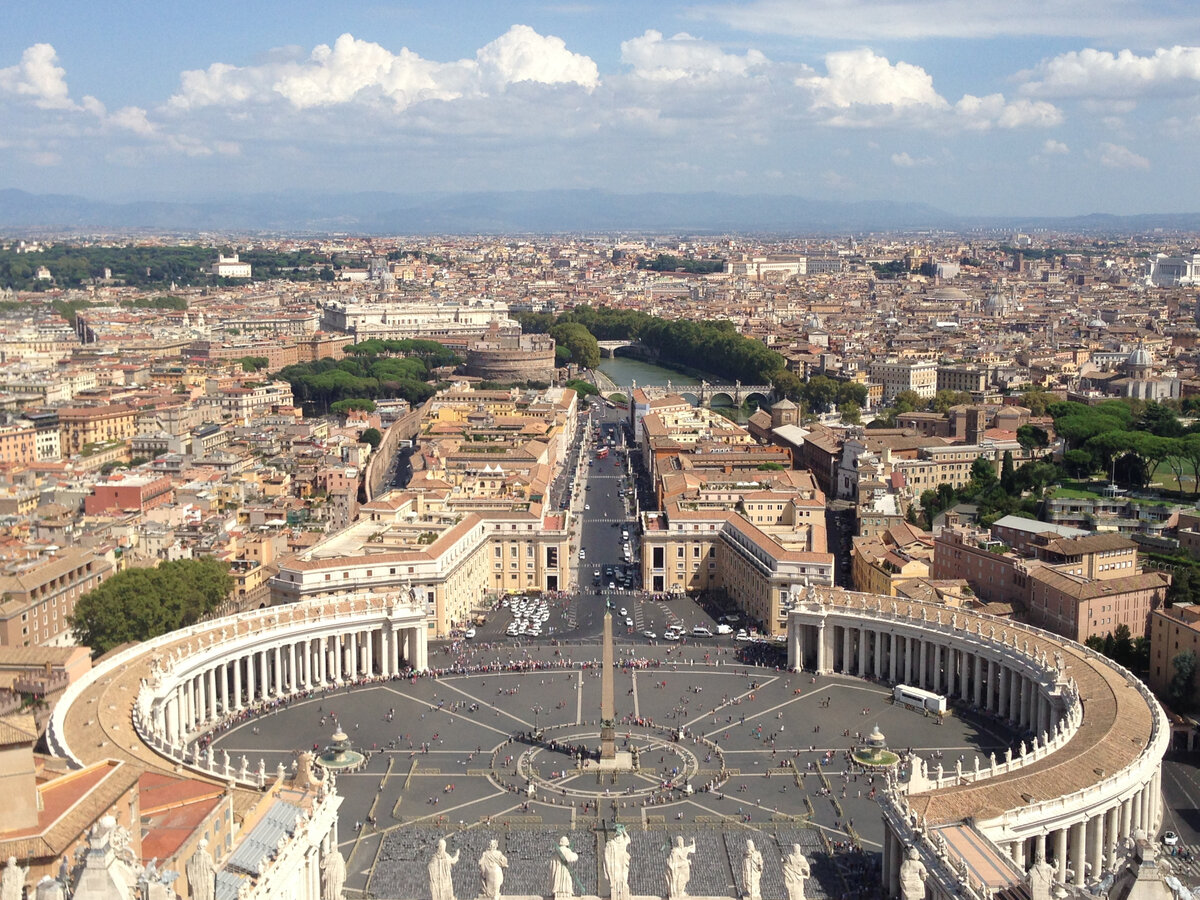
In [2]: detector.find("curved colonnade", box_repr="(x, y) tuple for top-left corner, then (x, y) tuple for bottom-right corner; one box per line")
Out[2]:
(47, 593), (429, 787)
(787, 588), (1169, 900)
(46, 586), (1168, 900)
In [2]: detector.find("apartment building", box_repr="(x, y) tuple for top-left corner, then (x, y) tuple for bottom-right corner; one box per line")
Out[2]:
(0, 547), (114, 648)
(57, 404), (139, 455)
(868, 358), (938, 400)
(1148, 603), (1200, 699)
(640, 474), (833, 634)
(932, 526), (1168, 642)
(84, 472), (174, 515)
(269, 491), (570, 635)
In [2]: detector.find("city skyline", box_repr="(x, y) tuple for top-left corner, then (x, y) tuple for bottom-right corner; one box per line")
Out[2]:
(2, 0), (1200, 218)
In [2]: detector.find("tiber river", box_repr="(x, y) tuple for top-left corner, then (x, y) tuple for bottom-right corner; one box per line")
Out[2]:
(595, 356), (753, 422)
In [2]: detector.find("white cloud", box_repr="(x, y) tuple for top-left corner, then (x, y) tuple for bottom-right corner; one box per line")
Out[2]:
(0, 43), (78, 110)
(891, 152), (934, 167)
(1020, 46), (1200, 98)
(620, 30), (767, 81)
(170, 26), (597, 112)
(800, 49), (946, 111)
(108, 106), (157, 136)
(692, 0), (1200, 42)
(476, 24), (599, 90)
(1096, 142), (1150, 169)
(954, 94), (1062, 129)
(1042, 139), (1070, 154)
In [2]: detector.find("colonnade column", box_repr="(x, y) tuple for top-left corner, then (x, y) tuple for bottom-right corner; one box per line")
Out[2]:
(207, 668), (217, 721)
(904, 636), (913, 684)
(933, 644), (942, 693)
(874, 631), (884, 679)
(259, 648), (269, 700)
(841, 626), (851, 675)
(332, 635), (342, 682)
(973, 654), (984, 707)
(889, 633), (898, 683)
(1087, 815), (1103, 880)
(946, 647), (957, 697)
(1070, 821), (1086, 886)
(1105, 806), (1120, 871)
(233, 657), (243, 710)
(919, 640), (928, 689)
(815, 623), (827, 673)
(196, 674), (207, 723)
(858, 629), (867, 677)
(1054, 829), (1068, 883)
(219, 662), (229, 715)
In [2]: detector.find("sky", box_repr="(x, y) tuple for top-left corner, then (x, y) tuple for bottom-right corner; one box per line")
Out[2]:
(2, 0), (1200, 217)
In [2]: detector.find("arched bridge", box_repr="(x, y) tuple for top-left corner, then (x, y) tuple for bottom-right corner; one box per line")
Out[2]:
(608, 380), (776, 410)
(597, 340), (656, 359)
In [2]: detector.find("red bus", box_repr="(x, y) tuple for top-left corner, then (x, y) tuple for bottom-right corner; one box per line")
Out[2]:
(596, 447), (609, 459)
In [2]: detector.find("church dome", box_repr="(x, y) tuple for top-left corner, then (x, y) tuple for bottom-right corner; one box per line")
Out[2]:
(1126, 346), (1153, 369)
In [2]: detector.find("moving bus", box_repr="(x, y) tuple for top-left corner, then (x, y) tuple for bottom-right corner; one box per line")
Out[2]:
(893, 684), (947, 715)
(596, 447), (609, 459)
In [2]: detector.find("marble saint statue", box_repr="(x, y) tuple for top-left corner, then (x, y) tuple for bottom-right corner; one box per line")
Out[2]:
(742, 840), (764, 900)
(478, 840), (508, 900)
(428, 839), (459, 900)
(604, 825), (632, 900)
(321, 847), (346, 900)
(1, 858), (29, 900)
(550, 836), (579, 900)
(185, 841), (216, 900)
(1027, 846), (1056, 900)
(783, 845), (811, 900)
(899, 847), (928, 900)
(666, 837), (697, 900)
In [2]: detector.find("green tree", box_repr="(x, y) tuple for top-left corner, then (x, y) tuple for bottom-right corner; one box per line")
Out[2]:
(839, 400), (862, 425)
(69, 558), (233, 656)
(1019, 389), (1052, 417)
(802, 376), (839, 414)
(1000, 450), (1015, 492)
(550, 322), (601, 369)
(360, 427), (383, 449)
(319, 266), (335, 281)
(970, 455), (997, 487)
(930, 389), (972, 414)
(1168, 649), (1197, 711)
(565, 378), (599, 397)
(893, 390), (923, 415)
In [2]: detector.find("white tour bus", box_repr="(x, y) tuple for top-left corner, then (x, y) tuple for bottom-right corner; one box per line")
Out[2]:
(893, 683), (948, 715)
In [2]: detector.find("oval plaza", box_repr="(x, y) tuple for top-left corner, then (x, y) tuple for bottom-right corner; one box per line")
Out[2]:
(43, 580), (1167, 900)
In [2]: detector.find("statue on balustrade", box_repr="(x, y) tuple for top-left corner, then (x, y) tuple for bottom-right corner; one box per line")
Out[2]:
(666, 837), (696, 900)
(1027, 845), (1056, 900)
(741, 840), (763, 900)
(321, 847), (346, 900)
(478, 840), (508, 900)
(427, 839), (458, 900)
(899, 847), (928, 900)
(783, 845), (811, 900)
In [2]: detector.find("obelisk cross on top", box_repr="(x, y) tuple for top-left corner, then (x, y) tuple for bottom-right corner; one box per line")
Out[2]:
(600, 611), (616, 759)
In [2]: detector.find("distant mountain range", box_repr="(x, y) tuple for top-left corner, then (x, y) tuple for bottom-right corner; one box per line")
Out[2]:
(1, 188), (1198, 235)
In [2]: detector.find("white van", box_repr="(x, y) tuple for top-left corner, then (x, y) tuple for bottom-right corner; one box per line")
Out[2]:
(691, 625), (713, 637)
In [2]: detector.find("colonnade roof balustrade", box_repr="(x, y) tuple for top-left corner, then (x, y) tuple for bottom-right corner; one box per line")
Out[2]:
(793, 588), (1164, 829)
(48, 592), (425, 777)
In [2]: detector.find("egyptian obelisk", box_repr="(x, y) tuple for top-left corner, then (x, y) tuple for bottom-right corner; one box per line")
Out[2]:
(600, 611), (616, 759)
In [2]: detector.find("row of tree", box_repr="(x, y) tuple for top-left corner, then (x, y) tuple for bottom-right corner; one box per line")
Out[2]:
(278, 355), (438, 414)
(69, 558), (233, 657)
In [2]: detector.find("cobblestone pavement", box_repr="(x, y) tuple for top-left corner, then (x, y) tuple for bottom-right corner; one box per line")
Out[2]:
(210, 640), (1018, 899)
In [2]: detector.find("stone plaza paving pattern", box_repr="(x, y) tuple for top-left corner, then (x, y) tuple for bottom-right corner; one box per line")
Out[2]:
(209, 639), (1019, 899)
